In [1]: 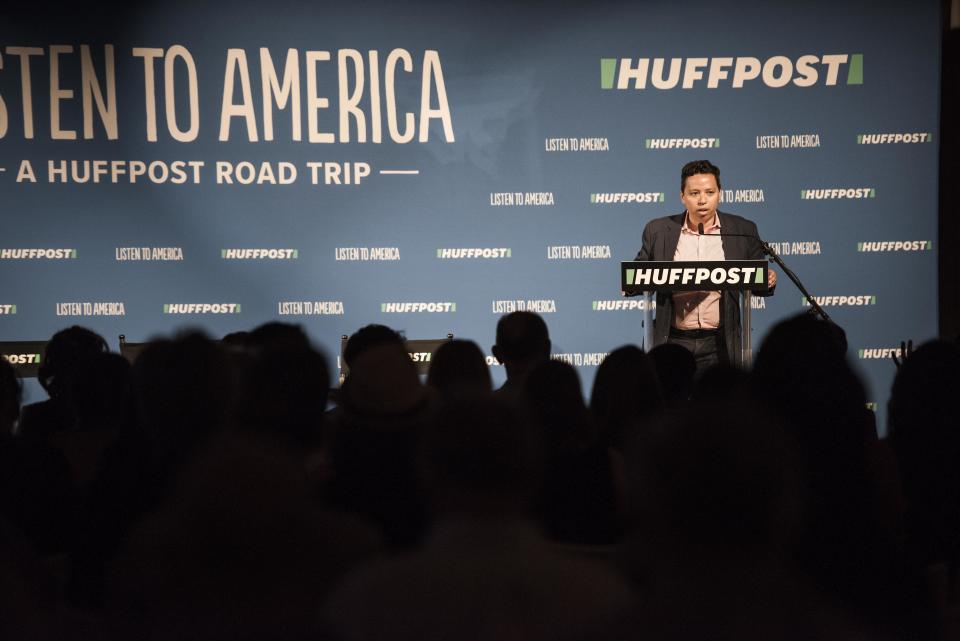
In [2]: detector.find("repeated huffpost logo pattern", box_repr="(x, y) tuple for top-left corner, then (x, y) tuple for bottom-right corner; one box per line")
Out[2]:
(857, 241), (932, 252)
(0, 249), (77, 259)
(602, 54), (863, 89)
(801, 188), (874, 199)
(802, 296), (876, 306)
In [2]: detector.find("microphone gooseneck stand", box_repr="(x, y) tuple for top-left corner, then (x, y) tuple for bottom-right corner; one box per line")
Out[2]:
(697, 222), (831, 323)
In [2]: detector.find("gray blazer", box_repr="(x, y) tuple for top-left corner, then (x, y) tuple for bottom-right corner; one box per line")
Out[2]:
(634, 211), (773, 367)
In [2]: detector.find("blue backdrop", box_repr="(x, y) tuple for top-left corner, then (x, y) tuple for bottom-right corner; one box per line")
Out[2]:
(0, 0), (941, 432)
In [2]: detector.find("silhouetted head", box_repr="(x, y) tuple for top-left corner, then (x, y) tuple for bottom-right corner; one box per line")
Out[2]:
(888, 340), (960, 441)
(246, 322), (313, 354)
(753, 314), (861, 426)
(888, 340), (960, 562)
(523, 359), (595, 453)
(38, 326), (108, 398)
(343, 324), (405, 371)
(492, 312), (550, 379)
(221, 330), (251, 349)
(590, 345), (662, 448)
(649, 343), (696, 407)
(234, 328), (330, 450)
(131, 332), (232, 461)
(426, 339), (492, 400)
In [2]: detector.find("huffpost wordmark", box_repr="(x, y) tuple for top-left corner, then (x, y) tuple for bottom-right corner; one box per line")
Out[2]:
(7, 159), (420, 186)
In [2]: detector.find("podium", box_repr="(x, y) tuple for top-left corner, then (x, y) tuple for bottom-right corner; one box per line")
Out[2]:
(621, 259), (769, 367)
(0, 341), (47, 378)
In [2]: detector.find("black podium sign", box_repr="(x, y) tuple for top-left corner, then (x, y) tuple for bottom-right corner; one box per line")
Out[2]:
(621, 260), (769, 294)
(0, 341), (47, 378)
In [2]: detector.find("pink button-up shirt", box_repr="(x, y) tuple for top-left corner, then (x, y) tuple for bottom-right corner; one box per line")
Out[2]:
(672, 214), (724, 330)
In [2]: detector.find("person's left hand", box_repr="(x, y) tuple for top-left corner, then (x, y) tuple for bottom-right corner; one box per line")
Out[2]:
(768, 268), (777, 289)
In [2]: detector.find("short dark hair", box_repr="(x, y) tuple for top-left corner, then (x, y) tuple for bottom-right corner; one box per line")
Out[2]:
(494, 312), (550, 362)
(681, 160), (721, 192)
(343, 324), (405, 368)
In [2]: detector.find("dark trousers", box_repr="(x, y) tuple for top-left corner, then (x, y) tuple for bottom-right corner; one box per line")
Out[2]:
(668, 327), (728, 377)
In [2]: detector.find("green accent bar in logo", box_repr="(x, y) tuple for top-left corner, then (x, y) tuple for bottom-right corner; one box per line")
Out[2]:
(801, 296), (808, 306)
(858, 349), (864, 358)
(592, 301), (598, 310)
(713, 139), (720, 148)
(506, 249), (512, 257)
(71, 250), (77, 258)
(11, 305), (16, 314)
(436, 249), (441, 258)
(869, 189), (876, 198)
(236, 304), (241, 313)
(380, 303), (386, 312)
(600, 58), (617, 89)
(927, 241), (934, 251)
(590, 194), (596, 203)
(645, 139), (651, 149)
(292, 249), (299, 258)
(847, 54), (864, 85)
(857, 134), (863, 144)
(755, 268), (764, 284)
(871, 296), (877, 305)
(801, 190), (807, 199)
(626, 268), (635, 285)
(163, 304), (170, 313)
(221, 249), (226, 258)
(928, 132), (934, 142)
(451, 303), (457, 312)
(658, 193), (665, 202)
(857, 242), (864, 251)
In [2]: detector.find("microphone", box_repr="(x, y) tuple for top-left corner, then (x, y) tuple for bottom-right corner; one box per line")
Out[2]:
(693, 219), (831, 322)
(697, 222), (760, 242)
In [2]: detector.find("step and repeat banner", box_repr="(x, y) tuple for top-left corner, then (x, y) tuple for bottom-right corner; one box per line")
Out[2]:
(0, 0), (940, 431)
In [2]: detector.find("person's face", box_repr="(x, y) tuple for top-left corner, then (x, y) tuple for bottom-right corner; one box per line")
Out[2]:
(680, 173), (720, 225)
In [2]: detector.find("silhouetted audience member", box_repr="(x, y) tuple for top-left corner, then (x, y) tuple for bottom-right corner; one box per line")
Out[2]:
(342, 324), (406, 377)
(589, 344), (663, 450)
(690, 363), (751, 403)
(68, 332), (232, 610)
(426, 339), (492, 401)
(50, 353), (133, 489)
(0, 517), (65, 641)
(0, 357), (74, 556)
(18, 325), (109, 438)
(109, 433), (381, 641)
(246, 321), (313, 353)
(323, 395), (635, 641)
(0, 363), (63, 638)
(888, 340), (960, 639)
(612, 396), (870, 641)
(234, 322), (330, 451)
(753, 313), (916, 636)
(333, 324), (407, 401)
(524, 359), (621, 544)
(491, 311), (551, 402)
(0, 358), (20, 436)
(649, 343), (696, 407)
(323, 341), (432, 548)
(221, 330), (251, 348)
